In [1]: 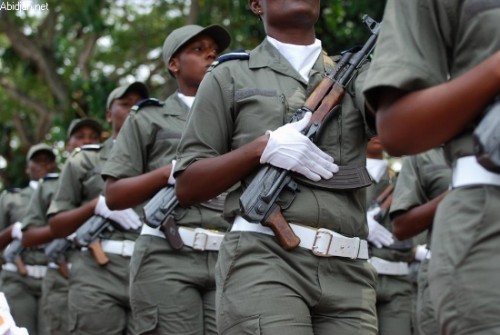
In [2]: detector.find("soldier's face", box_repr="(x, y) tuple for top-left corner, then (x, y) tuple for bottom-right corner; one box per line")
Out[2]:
(171, 35), (219, 88)
(67, 126), (101, 152)
(107, 91), (144, 135)
(26, 152), (56, 180)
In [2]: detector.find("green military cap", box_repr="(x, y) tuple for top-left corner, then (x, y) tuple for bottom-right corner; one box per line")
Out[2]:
(106, 82), (149, 110)
(162, 24), (231, 67)
(26, 143), (56, 162)
(67, 118), (102, 139)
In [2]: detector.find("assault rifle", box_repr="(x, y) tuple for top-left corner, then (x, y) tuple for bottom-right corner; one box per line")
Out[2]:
(2, 239), (27, 276)
(239, 15), (380, 250)
(142, 186), (183, 249)
(44, 238), (72, 278)
(474, 96), (500, 173)
(74, 215), (112, 265)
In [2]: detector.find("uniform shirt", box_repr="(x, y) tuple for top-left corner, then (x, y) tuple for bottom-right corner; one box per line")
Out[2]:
(0, 186), (34, 230)
(20, 174), (60, 265)
(363, 0), (500, 163)
(47, 139), (137, 241)
(102, 93), (228, 231)
(389, 147), (451, 247)
(176, 39), (374, 237)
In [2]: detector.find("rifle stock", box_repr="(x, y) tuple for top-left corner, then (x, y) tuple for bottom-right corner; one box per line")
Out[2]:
(240, 15), (380, 250)
(45, 238), (73, 278)
(143, 186), (183, 249)
(74, 215), (112, 265)
(88, 240), (109, 265)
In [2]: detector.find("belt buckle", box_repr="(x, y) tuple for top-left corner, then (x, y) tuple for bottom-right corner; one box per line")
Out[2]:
(193, 229), (208, 251)
(312, 228), (333, 257)
(121, 240), (135, 257)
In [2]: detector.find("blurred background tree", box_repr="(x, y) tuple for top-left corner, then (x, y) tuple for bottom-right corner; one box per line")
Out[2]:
(0, 0), (386, 189)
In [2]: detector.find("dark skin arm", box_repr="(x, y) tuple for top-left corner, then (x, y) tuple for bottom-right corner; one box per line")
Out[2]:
(48, 198), (98, 238)
(391, 191), (448, 240)
(0, 225), (14, 250)
(375, 52), (500, 156)
(22, 226), (54, 247)
(176, 135), (268, 206)
(104, 164), (172, 210)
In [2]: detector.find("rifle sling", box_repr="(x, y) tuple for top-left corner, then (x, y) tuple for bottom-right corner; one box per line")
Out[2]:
(292, 165), (372, 190)
(199, 192), (227, 212)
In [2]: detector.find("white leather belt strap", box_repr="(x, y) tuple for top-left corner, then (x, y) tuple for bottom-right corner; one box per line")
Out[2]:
(48, 262), (73, 270)
(368, 256), (409, 276)
(141, 224), (225, 251)
(232, 216), (368, 259)
(2, 263), (47, 279)
(48, 262), (59, 269)
(100, 239), (135, 257)
(452, 156), (500, 188)
(178, 227), (225, 251)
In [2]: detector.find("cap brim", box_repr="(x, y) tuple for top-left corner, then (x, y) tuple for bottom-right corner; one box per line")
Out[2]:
(69, 119), (102, 138)
(122, 82), (149, 100)
(200, 25), (231, 53)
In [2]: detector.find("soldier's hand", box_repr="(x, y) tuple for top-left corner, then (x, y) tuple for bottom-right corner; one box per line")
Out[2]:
(94, 195), (142, 230)
(366, 207), (394, 248)
(260, 112), (339, 181)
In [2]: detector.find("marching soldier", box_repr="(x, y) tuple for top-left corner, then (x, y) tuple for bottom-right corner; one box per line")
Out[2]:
(102, 24), (231, 334)
(175, 0), (378, 333)
(47, 83), (148, 334)
(364, 0), (500, 333)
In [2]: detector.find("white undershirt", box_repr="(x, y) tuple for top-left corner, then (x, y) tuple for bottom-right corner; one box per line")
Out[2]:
(366, 158), (388, 183)
(266, 36), (322, 82)
(177, 92), (195, 109)
(29, 180), (39, 190)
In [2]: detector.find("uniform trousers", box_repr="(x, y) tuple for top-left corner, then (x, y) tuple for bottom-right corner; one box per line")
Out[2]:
(429, 186), (500, 335)
(216, 232), (378, 335)
(129, 234), (218, 335)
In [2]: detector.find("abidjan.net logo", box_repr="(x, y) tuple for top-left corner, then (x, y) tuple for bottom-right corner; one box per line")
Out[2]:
(0, 1), (49, 11)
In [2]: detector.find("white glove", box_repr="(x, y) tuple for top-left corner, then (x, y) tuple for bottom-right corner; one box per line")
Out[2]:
(11, 222), (23, 240)
(94, 195), (141, 230)
(366, 207), (394, 248)
(414, 244), (430, 261)
(260, 112), (339, 181)
(168, 160), (176, 185)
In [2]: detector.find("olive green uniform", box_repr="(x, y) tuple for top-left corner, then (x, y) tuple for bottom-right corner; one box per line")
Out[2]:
(1, 184), (49, 335)
(366, 169), (413, 335)
(47, 140), (138, 334)
(176, 40), (377, 335)
(102, 95), (229, 335)
(364, 2), (500, 333)
(389, 148), (451, 335)
(23, 174), (78, 335)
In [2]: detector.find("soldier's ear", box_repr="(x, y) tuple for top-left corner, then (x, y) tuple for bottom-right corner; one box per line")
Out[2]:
(168, 58), (179, 77)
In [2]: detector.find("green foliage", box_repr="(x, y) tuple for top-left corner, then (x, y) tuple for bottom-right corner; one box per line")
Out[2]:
(0, 0), (387, 188)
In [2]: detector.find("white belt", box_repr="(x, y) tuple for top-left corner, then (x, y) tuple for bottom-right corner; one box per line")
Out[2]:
(141, 224), (225, 251)
(2, 263), (47, 279)
(48, 262), (73, 270)
(232, 216), (368, 259)
(368, 257), (409, 276)
(100, 239), (135, 257)
(452, 156), (500, 188)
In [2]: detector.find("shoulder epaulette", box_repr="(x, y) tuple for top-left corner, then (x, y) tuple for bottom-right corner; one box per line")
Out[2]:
(131, 98), (164, 113)
(72, 144), (102, 157)
(5, 187), (21, 194)
(208, 49), (250, 72)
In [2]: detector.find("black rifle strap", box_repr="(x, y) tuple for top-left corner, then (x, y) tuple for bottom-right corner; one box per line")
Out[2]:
(292, 165), (372, 190)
